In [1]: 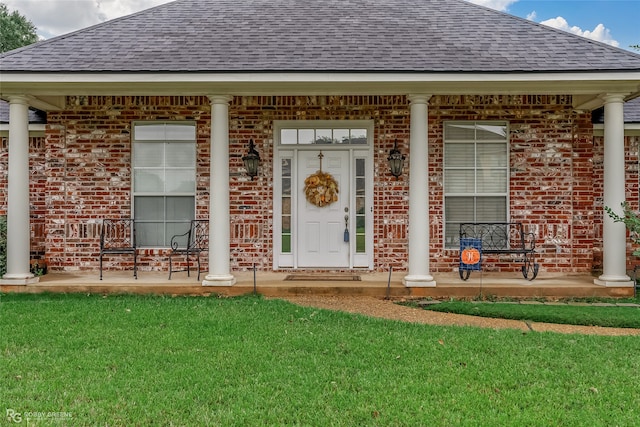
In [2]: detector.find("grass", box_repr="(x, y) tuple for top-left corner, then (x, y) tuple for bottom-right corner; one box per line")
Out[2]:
(1, 293), (640, 426)
(417, 298), (640, 329)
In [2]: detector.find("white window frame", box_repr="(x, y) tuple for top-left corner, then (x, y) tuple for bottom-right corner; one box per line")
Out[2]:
(132, 121), (197, 248)
(443, 121), (510, 248)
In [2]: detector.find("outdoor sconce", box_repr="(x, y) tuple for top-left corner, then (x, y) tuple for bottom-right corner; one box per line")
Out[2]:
(387, 139), (405, 180)
(242, 139), (261, 180)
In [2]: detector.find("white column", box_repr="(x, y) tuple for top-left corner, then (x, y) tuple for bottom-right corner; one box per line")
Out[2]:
(595, 93), (633, 286)
(2, 96), (37, 284)
(203, 95), (236, 286)
(403, 94), (436, 287)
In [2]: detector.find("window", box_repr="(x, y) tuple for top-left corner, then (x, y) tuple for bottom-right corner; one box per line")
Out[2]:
(444, 122), (508, 247)
(133, 122), (196, 247)
(355, 158), (366, 253)
(280, 127), (367, 145)
(281, 158), (292, 253)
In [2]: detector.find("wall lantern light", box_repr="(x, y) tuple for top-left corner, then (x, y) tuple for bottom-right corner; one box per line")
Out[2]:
(242, 139), (260, 180)
(387, 139), (405, 180)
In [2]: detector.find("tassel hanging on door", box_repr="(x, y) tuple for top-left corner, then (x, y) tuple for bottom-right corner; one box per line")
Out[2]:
(343, 214), (349, 242)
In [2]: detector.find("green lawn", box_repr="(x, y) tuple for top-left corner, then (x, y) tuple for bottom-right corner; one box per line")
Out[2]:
(2, 293), (640, 426)
(418, 299), (640, 329)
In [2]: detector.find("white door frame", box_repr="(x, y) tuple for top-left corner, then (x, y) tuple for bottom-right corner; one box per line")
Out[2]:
(272, 120), (374, 270)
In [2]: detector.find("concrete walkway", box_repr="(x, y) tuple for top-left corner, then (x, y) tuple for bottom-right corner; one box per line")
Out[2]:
(281, 296), (640, 336)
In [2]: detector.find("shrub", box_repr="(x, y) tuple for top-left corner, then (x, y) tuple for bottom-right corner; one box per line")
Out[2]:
(0, 215), (6, 277)
(605, 201), (640, 256)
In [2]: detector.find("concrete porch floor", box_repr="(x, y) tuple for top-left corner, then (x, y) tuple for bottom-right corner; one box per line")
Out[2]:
(1, 270), (635, 299)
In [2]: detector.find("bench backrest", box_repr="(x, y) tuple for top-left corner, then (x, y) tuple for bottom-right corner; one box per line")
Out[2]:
(459, 222), (533, 252)
(190, 220), (209, 251)
(101, 218), (136, 251)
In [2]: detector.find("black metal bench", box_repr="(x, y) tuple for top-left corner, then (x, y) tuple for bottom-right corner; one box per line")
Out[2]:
(168, 219), (209, 280)
(99, 218), (137, 280)
(459, 222), (538, 281)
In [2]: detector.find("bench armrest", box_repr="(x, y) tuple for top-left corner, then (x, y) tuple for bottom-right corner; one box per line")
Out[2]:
(170, 229), (192, 251)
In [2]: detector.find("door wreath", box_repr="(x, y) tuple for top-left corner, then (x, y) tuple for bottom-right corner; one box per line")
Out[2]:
(304, 171), (339, 207)
(304, 151), (339, 207)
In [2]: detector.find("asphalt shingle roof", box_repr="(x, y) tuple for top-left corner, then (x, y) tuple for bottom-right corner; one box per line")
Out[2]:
(626, 98), (640, 123)
(593, 97), (640, 124)
(2, 0), (640, 73)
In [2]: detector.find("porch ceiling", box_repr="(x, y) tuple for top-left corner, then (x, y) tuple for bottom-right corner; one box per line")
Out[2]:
(1, 71), (639, 112)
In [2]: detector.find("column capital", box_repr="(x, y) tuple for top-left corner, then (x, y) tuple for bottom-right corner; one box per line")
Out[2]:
(600, 93), (629, 104)
(407, 94), (432, 104)
(6, 95), (30, 106)
(207, 95), (234, 105)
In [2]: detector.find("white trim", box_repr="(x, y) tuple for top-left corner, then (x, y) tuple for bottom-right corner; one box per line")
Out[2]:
(2, 71), (639, 84)
(0, 124), (45, 135)
(593, 123), (640, 136)
(2, 72), (639, 102)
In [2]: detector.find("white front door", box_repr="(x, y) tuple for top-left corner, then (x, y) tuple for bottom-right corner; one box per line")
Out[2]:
(297, 150), (350, 268)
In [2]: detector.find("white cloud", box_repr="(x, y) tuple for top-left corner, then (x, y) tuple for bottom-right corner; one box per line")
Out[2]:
(465, 0), (519, 12)
(540, 16), (620, 47)
(526, 11), (537, 21)
(3, 0), (173, 39)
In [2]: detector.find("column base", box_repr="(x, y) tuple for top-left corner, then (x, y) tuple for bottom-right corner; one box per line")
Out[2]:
(594, 275), (634, 287)
(1, 273), (39, 285)
(202, 274), (237, 287)
(402, 274), (436, 287)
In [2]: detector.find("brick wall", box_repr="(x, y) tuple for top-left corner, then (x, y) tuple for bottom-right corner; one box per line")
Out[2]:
(2, 94), (635, 275)
(44, 96), (211, 272)
(428, 95), (596, 273)
(229, 95), (411, 271)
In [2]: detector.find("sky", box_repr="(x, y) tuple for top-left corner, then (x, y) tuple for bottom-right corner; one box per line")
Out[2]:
(3, 0), (639, 52)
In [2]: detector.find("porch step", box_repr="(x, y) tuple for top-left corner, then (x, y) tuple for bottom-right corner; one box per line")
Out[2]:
(1, 271), (634, 299)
